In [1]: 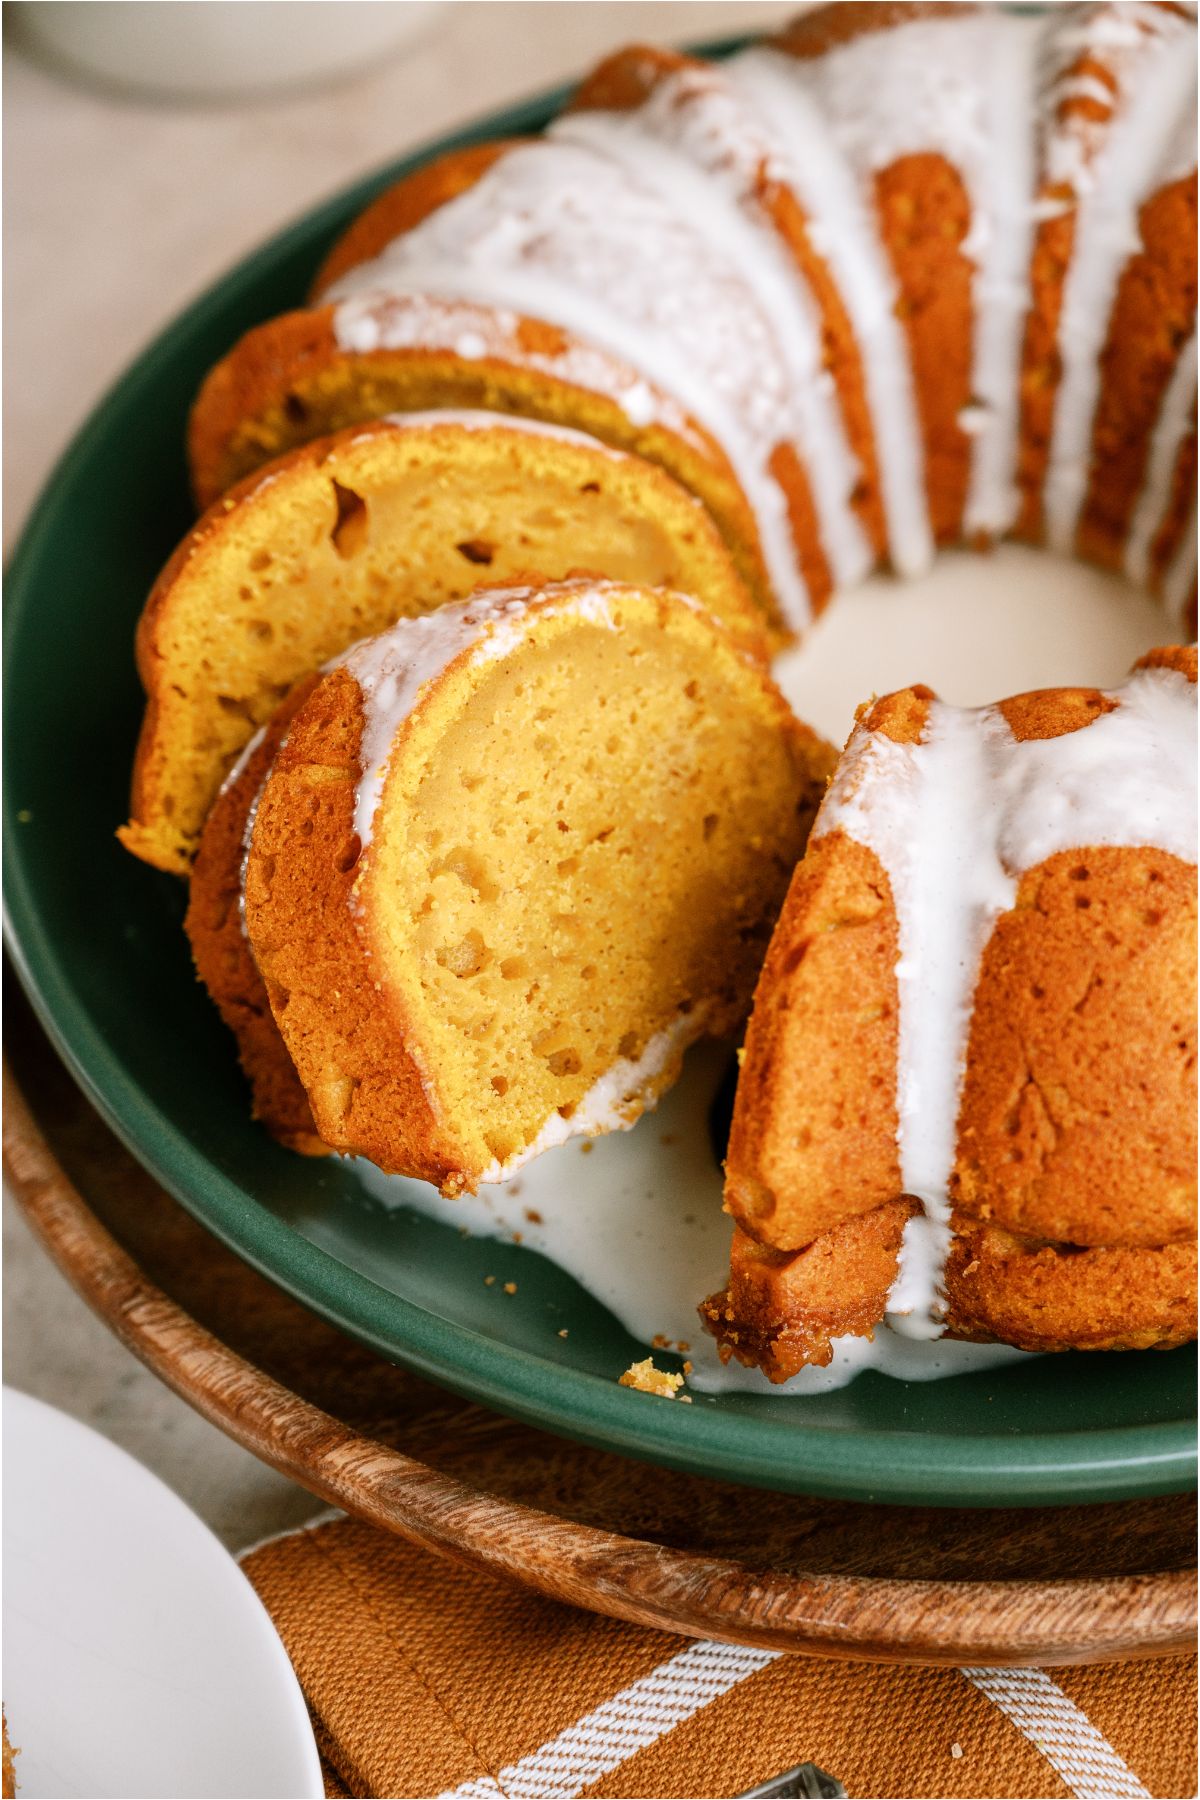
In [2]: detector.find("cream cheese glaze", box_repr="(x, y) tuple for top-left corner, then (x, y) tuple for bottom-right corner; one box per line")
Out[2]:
(1041, 4), (1198, 555)
(323, 7), (1196, 620)
(326, 140), (817, 628)
(814, 661), (1198, 1337)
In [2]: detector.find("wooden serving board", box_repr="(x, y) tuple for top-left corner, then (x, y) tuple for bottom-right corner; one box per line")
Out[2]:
(4, 984), (1195, 1668)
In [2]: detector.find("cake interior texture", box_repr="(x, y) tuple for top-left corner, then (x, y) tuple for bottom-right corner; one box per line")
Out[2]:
(370, 613), (806, 1176)
(242, 587), (826, 1191)
(121, 415), (759, 875)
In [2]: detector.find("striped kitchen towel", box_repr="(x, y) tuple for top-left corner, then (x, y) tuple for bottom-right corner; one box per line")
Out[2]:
(241, 1514), (1196, 1800)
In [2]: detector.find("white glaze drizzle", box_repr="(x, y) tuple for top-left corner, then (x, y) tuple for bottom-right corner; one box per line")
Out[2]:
(219, 722), (266, 799)
(744, 14), (1045, 546)
(332, 292), (702, 448)
(1041, 4), (1198, 553)
(327, 140), (814, 627)
(1123, 330), (1198, 589)
(553, 77), (874, 591)
(727, 45), (932, 579)
(815, 662), (1198, 1335)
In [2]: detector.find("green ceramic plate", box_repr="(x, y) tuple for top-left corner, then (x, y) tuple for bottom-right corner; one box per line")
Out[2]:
(5, 67), (1195, 1507)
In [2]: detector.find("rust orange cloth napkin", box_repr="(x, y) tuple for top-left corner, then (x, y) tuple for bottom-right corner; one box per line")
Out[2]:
(241, 1514), (1196, 1800)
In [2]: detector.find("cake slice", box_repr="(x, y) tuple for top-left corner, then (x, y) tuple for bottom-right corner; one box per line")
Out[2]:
(705, 646), (1198, 1377)
(119, 410), (764, 875)
(242, 578), (833, 1188)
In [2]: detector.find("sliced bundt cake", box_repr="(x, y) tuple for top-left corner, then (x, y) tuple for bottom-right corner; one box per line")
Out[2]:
(119, 410), (763, 875)
(185, 4), (1197, 622)
(704, 645), (1198, 1377)
(241, 579), (833, 1190)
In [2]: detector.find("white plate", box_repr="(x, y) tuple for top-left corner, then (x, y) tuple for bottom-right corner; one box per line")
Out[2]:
(2, 1388), (323, 1799)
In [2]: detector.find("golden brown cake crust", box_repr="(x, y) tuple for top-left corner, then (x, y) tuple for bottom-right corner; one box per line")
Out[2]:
(701, 1203), (917, 1380)
(723, 832), (905, 1254)
(772, 3), (969, 61)
(705, 1209), (1197, 1382)
(1077, 174), (1198, 574)
(953, 846), (1197, 1249)
(1018, 10), (1197, 581)
(185, 678), (326, 1155)
(710, 649), (1198, 1376)
(2, 1708), (15, 1800)
(244, 662), (463, 1184)
(944, 1219), (1198, 1354)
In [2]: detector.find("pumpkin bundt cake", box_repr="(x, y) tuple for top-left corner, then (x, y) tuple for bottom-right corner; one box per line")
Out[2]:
(116, 4), (1197, 1379)
(238, 579), (832, 1189)
(186, 2), (1197, 629)
(703, 646), (1198, 1379)
(119, 410), (762, 876)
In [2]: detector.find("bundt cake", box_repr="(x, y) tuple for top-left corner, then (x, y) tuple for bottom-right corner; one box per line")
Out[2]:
(703, 646), (1198, 1379)
(115, 5), (1197, 1381)
(238, 579), (831, 1189)
(121, 410), (762, 876)
(186, 2), (1197, 629)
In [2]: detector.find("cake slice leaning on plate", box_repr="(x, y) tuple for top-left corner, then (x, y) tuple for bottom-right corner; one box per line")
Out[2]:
(704, 645), (1198, 1378)
(238, 578), (832, 1191)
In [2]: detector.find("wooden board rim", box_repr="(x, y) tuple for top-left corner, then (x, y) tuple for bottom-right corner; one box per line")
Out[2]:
(5, 1052), (1196, 1667)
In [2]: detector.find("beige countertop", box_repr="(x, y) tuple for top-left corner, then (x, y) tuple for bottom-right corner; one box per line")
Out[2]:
(3, 0), (794, 1551)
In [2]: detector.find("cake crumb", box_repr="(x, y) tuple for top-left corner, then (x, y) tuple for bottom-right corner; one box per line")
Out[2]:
(950, 1744), (963, 1760)
(619, 1357), (689, 1400)
(525, 1208), (543, 1225)
(579, 1140), (594, 1154)
(558, 1328), (569, 1338)
(483, 1275), (496, 1286)
(683, 1360), (694, 1374)
(503, 1281), (518, 1295)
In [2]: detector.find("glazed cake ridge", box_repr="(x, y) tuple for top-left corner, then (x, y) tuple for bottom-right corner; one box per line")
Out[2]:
(325, 140), (820, 628)
(304, 0), (1197, 627)
(811, 657), (1198, 1338)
